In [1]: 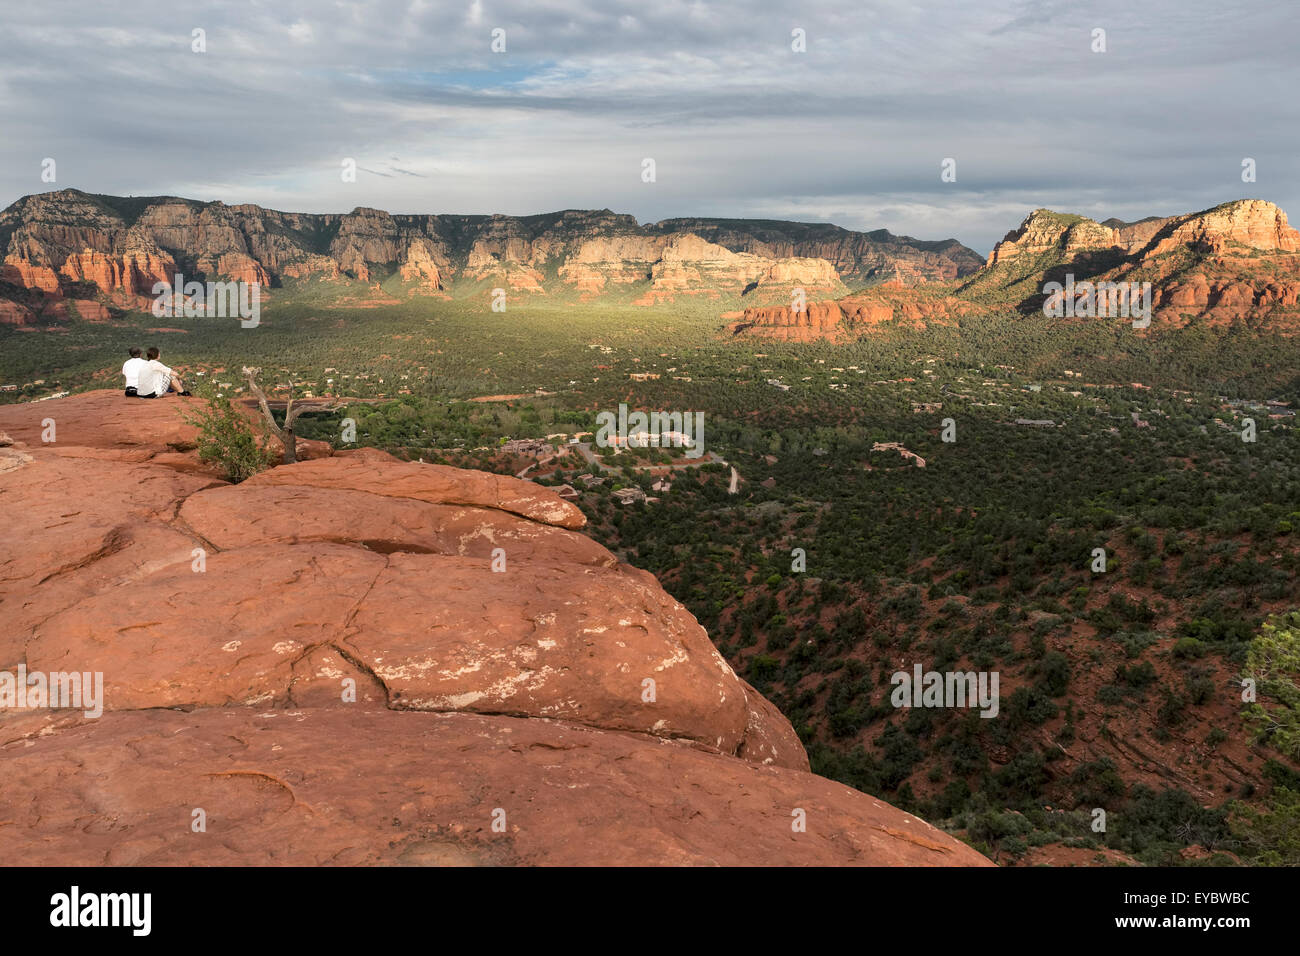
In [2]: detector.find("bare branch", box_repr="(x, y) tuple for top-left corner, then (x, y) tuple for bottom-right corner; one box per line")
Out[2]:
(284, 376), (295, 426)
(241, 367), (345, 465)
(284, 398), (344, 428)
(241, 366), (286, 442)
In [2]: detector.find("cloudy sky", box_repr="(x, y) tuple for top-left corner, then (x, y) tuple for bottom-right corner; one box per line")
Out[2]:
(2, 0), (1295, 252)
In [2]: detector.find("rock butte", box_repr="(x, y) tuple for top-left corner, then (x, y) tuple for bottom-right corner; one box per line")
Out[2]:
(728, 285), (977, 341)
(0, 391), (990, 866)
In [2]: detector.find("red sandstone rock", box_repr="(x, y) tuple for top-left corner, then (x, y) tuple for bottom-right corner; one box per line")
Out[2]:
(0, 298), (33, 325)
(736, 675), (807, 767)
(0, 392), (990, 866)
(985, 211), (1118, 268)
(180, 483), (615, 566)
(969, 200), (1300, 330)
(0, 708), (991, 866)
(344, 554), (754, 746)
(730, 287), (972, 341)
(196, 251), (270, 288)
(1, 258), (61, 293)
(244, 455), (587, 529)
(27, 542), (387, 711)
(0, 455), (218, 662)
(59, 248), (123, 294)
(69, 298), (111, 321)
(0, 389), (202, 452)
(1144, 199), (1300, 257)
(398, 239), (447, 292)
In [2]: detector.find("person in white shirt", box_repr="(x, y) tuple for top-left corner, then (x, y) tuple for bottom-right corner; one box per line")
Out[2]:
(121, 347), (147, 397)
(138, 346), (191, 398)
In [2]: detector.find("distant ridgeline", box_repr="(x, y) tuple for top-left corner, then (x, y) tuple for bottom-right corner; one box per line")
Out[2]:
(0, 188), (983, 325)
(4, 190), (1297, 340)
(729, 199), (1300, 339)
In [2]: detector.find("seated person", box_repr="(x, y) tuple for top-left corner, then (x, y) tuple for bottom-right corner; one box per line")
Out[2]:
(138, 346), (192, 398)
(122, 347), (146, 397)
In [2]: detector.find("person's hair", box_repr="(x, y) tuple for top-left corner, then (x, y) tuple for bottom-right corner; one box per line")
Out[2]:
(128, 347), (142, 357)
(146, 347), (160, 360)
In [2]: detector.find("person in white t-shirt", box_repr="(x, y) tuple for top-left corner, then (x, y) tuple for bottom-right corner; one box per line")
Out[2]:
(121, 347), (147, 397)
(138, 346), (191, 398)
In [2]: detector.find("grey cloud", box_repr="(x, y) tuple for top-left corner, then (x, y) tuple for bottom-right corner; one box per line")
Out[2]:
(1, 0), (1295, 252)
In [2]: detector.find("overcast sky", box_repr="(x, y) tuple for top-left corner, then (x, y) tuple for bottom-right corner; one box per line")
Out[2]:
(2, 0), (1295, 252)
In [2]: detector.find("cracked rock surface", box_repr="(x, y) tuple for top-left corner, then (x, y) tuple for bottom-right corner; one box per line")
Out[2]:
(0, 391), (990, 866)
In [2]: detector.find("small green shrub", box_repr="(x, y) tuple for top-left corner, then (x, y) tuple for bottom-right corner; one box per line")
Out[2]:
(186, 397), (276, 482)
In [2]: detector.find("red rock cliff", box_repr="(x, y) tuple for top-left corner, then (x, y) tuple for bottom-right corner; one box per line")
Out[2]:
(0, 190), (982, 318)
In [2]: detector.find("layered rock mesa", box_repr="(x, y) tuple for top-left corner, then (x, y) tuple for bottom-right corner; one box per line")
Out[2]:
(0, 189), (982, 324)
(960, 199), (1300, 328)
(731, 198), (1300, 339)
(653, 217), (985, 284)
(0, 391), (989, 866)
(726, 283), (978, 342)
